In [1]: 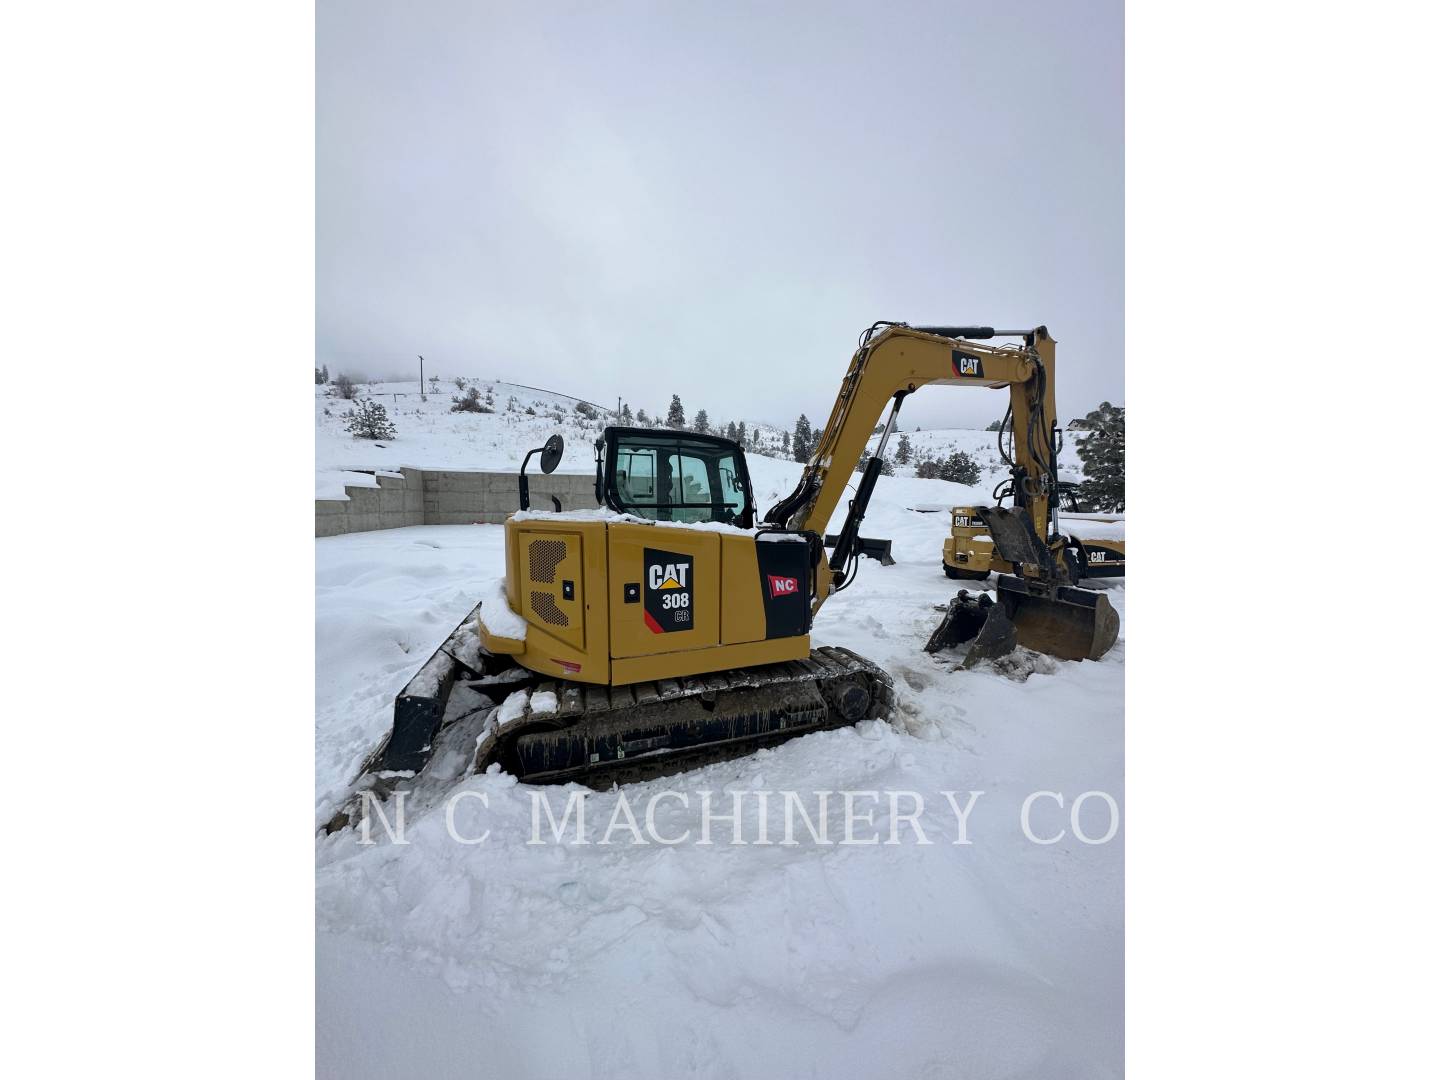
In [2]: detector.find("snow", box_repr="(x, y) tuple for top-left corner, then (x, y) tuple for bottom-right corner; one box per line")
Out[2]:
(494, 688), (530, 725)
(512, 507), (754, 536)
(475, 576), (527, 641)
(1061, 516), (1125, 543)
(529, 690), (559, 715)
(315, 399), (1122, 1078)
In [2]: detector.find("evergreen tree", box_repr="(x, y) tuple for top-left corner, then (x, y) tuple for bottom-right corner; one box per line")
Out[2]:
(726, 421), (738, 441)
(322, 364), (330, 384)
(792, 414), (812, 462)
(782, 431), (791, 454)
(666, 395), (686, 429)
(895, 433), (912, 465)
(636, 408), (649, 426)
(1075, 402), (1125, 511)
(346, 399), (397, 439)
(915, 451), (980, 484)
(314, 367), (325, 385)
(939, 451), (980, 485)
(694, 409), (710, 434)
(620, 403), (634, 424)
(735, 420), (747, 447)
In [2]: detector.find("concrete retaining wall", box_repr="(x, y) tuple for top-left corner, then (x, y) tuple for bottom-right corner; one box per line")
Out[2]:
(316, 468), (599, 537)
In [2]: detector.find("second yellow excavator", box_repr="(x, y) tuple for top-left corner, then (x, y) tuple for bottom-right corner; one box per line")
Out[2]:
(334, 323), (1119, 817)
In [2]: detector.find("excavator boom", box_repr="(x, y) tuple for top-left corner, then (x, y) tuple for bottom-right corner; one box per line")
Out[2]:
(767, 322), (1117, 662)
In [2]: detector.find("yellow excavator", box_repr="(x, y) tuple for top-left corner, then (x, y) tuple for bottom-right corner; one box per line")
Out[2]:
(943, 484), (1125, 581)
(330, 323), (1119, 822)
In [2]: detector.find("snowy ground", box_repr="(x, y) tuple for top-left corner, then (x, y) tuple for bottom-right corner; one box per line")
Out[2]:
(316, 437), (1123, 1078)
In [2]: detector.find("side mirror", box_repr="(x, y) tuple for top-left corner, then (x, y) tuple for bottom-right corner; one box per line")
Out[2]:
(519, 434), (565, 512)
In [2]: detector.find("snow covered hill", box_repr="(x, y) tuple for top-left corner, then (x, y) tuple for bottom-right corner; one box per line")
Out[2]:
(314, 377), (1122, 1079)
(316, 376), (1085, 502)
(317, 378), (800, 500)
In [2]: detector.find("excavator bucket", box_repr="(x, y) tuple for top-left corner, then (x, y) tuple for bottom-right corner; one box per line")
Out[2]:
(994, 574), (1119, 661)
(926, 504), (1120, 666)
(926, 591), (1019, 669)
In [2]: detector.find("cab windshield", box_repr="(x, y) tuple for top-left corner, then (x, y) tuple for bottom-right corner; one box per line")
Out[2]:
(603, 429), (754, 527)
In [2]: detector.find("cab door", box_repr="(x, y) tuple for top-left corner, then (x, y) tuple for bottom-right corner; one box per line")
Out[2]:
(606, 522), (720, 657)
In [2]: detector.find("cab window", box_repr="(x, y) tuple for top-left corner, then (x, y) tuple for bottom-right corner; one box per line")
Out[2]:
(604, 430), (754, 526)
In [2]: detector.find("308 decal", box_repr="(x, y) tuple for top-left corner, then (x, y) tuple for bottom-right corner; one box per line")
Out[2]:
(643, 548), (694, 633)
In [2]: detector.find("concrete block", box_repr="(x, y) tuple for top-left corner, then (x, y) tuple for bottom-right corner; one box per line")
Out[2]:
(315, 499), (349, 516)
(315, 514), (349, 537)
(439, 472), (487, 492)
(436, 492), (484, 513)
(343, 486), (382, 511)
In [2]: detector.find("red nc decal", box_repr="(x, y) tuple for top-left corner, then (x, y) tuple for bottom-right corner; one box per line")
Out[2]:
(767, 574), (800, 598)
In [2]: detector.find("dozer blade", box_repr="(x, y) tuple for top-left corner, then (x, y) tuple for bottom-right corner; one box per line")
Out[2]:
(995, 574), (1119, 662)
(363, 600), (491, 775)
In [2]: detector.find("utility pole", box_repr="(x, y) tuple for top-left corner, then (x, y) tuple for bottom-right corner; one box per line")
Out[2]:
(419, 355), (425, 401)
(617, 395), (622, 418)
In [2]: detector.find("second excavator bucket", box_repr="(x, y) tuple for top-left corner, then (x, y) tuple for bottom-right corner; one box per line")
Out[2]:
(926, 591), (1019, 669)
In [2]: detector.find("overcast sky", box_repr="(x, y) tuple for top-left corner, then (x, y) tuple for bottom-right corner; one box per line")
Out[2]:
(318, 0), (1121, 432)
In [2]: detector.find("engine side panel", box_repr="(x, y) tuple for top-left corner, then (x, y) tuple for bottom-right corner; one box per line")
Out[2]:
(506, 517), (611, 684)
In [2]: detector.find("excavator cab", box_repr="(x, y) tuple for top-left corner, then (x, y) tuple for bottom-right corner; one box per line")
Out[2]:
(598, 427), (756, 527)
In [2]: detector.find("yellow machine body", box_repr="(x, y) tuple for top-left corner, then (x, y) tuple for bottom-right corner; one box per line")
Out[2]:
(484, 516), (812, 687)
(943, 504), (1126, 580)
